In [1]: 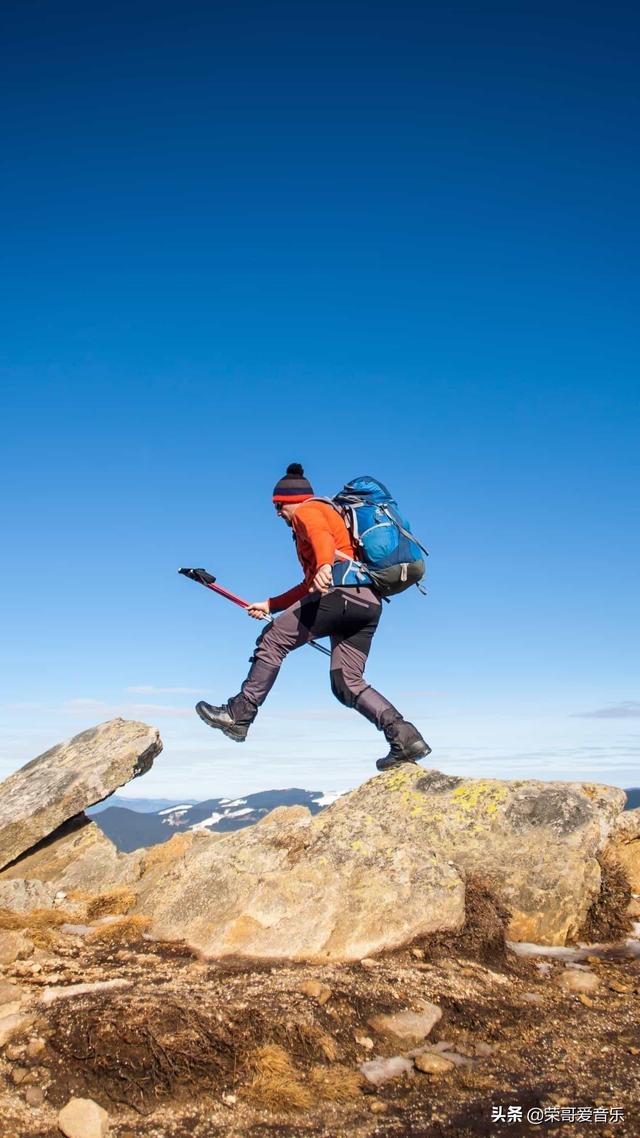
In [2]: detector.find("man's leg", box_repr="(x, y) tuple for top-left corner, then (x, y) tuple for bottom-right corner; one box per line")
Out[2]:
(227, 598), (323, 723)
(328, 593), (431, 769)
(197, 592), (327, 739)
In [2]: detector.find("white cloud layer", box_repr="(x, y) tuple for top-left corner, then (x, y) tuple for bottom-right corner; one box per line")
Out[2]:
(574, 701), (640, 719)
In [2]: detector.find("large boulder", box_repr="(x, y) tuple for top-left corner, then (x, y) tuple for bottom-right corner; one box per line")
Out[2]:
(136, 802), (465, 961)
(136, 766), (626, 957)
(606, 807), (640, 892)
(0, 720), (161, 871)
(350, 766), (624, 944)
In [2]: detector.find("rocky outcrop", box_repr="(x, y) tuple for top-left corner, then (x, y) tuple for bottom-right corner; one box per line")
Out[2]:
(135, 766), (625, 956)
(135, 802), (466, 961)
(0, 714), (628, 960)
(0, 815), (141, 909)
(0, 720), (161, 871)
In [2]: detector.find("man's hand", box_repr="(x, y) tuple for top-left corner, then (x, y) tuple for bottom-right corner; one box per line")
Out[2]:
(312, 563), (333, 594)
(247, 600), (270, 620)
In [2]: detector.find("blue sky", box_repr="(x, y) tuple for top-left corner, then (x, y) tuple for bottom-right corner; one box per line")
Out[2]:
(1, 1), (638, 798)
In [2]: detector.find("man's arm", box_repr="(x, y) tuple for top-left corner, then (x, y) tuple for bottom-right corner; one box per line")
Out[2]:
(299, 509), (337, 569)
(267, 580), (309, 613)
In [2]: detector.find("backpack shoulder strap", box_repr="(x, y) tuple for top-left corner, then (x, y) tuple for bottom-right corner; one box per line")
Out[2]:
(379, 504), (429, 558)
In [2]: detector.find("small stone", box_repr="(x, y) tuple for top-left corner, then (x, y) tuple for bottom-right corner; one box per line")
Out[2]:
(368, 1099), (389, 1113)
(221, 1092), (237, 1106)
(39, 979), (131, 1005)
(58, 1097), (109, 1138)
(0, 1013), (30, 1048)
(0, 1001), (22, 1018)
(627, 898), (640, 918)
(11, 1065), (29, 1085)
(355, 1034), (374, 1050)
(557, 970), (599, 994)
(411, 947), (424, 960)
(0, 931), (33, 966)
(474, 1041), (494, 1057)
(299, 980), (332, 1005)
(27, 1038), (46, 1058)
(521, 992), (545, 1005)
(360, 1056), (414, 1086)
(360, 958), (381, 970)
(368, 1004), (442, 1046)
(628, 1046), (640, 1055)
(608, 979), (629, 994)
(435, 1050), (475, 1068)
(415, 1052), (455, 1075)
(29, 963), (42, 975)
(4, 1042), (25, 1061)
(579, 994), (595, 1007)
(25, 1085), (45, 1107)
(13, 961), (36, 977)
(0, 982), (22, 1004)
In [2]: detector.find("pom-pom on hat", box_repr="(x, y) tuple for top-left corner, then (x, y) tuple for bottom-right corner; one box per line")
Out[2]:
(272, 462), (314, 504)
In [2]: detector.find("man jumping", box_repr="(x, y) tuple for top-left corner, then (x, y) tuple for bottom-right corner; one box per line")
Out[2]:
(195, 463), (431, 771)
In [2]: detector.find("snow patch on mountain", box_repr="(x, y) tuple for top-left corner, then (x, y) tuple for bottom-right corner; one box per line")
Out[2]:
(313, 791), (346, 806)
(191, 813), (223, 831)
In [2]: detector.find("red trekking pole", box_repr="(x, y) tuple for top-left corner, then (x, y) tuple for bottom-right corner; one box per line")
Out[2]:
(178, 568), (331, 656)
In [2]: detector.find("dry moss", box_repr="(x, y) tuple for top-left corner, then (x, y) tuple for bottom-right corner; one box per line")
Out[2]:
(244, 1044), (314, 1111)
(243, 1041), (360, 1112)
(85, 916), (151, 945)
(279, 1021), (340, 1063)
(141, 832), (199, 873)
(307, 1063), (363, 1101)
(0, 907), (75, 930)
(86, 888), (136, 920)
(30, 927), (67, 951)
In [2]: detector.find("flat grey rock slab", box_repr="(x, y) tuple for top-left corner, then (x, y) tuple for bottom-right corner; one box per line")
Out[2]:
(0, 719), (161, 871)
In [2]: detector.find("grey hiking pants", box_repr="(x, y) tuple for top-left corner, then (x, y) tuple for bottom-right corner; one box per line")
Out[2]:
(228, 586), (404, 734)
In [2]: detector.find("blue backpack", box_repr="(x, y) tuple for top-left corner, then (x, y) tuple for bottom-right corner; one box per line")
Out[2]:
(328, 476), (428, 597)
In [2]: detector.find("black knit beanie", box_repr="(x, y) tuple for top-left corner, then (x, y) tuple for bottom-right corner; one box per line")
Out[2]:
(272, 462), (314, 504)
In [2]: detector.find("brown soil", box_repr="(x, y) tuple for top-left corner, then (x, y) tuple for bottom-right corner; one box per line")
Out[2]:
(420, 875), (513, 966)
(1, 897), (639, 1138)
(577, 855), (633, 943)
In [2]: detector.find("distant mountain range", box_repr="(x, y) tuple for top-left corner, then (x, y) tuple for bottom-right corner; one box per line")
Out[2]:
(88, 788), (343, 852)
(88, 786), (640, 853)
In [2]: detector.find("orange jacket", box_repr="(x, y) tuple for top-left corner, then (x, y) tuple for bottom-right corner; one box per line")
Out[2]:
(268, 499), (356, 612)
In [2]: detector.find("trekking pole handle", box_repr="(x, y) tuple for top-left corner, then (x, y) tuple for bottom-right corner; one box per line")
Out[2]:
(179, 568), (249, 609)
(179, 567), (331, 656)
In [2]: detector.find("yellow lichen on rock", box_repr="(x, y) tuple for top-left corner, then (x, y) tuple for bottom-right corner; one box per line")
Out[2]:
(450, 781), (508, 816)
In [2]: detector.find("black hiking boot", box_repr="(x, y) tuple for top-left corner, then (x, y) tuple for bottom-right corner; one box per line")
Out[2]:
(376, 721), (431, 772)
(195, 701), (250, 742)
